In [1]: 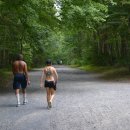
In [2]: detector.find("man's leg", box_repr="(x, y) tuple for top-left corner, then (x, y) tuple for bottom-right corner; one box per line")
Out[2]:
(49, 88), (55, 108)
(46, 88), (51, 102)
(13, 76), (20, 107)
(15, 89), (20, 107)
(50, 88), (55, 103)
(46, 88), (51, 108)
(22, 88), (27, 104)
(21, 75), (28, 105)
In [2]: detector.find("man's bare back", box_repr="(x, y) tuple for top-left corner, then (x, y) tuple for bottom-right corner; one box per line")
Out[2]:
(12, 54), (29, 83)
(13, 61), (27, 74)
(44, 66), (57, 81)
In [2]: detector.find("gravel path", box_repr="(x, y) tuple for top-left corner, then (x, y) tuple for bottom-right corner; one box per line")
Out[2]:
(0, 65), (130, 130)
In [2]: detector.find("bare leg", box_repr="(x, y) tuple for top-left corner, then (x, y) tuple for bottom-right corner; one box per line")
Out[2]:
(22, 88), (27, 104)
(22, 88), (26, 95)
(15, 89), (20, 107)
(46, 88), (51, 103)
(50, 88), (55, 103)
(15, 89), (20, 95)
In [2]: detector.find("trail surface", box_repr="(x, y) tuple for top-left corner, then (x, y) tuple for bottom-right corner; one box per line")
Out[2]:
(0, 65), (130, 130)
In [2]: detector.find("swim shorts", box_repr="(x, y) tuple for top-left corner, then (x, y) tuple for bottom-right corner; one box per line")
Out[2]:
(44, 80), (56, 90)
(13, 74), (27, 89)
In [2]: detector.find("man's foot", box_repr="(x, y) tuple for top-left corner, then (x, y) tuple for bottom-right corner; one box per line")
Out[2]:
(47, 105), (50, 110)
(23, 100), (28, 105)
(16, 103), (20, 107)
(48, 102), (52, 108)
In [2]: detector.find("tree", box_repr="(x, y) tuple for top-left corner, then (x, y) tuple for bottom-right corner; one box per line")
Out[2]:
(0, 0), (58, 67)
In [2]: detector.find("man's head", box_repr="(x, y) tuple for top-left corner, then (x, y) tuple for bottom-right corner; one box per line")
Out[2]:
(16, 54), (23, 60)
(46, 59), (52, 66)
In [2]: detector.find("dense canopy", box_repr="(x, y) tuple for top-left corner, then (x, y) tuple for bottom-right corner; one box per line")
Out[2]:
(0, 0), (130, 68)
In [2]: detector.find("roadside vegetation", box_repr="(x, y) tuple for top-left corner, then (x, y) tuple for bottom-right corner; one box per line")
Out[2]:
(0, 69), (12, 90)
(77, 65), (130, 81)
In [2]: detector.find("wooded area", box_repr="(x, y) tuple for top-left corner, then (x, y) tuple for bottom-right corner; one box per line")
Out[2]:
(0, 0), (130, 68)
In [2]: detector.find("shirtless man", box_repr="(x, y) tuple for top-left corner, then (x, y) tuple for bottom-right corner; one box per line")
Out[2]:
(12, 54), (30, 107)
(40, 59), (58, 109)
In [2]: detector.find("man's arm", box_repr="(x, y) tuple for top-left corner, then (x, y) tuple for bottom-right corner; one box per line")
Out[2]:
(24, 63), (30, 85)
(54, 69), (58, 83)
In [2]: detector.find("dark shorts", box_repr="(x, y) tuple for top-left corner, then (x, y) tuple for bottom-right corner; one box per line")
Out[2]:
(13, 74), (27, 90)
(44, 80), (56, 90)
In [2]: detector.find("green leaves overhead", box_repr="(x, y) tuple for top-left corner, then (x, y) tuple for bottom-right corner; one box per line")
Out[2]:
(61, 0), (108, 30)
(0, 0), (58, 67)
(0, 0), (130, 68)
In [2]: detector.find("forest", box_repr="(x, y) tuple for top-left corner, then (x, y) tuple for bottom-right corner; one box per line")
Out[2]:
(0, 0), (130, 69)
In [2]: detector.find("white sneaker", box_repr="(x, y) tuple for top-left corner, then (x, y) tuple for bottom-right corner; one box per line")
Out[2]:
(16, 103), (20, 107)
(23, 100), (28, 105)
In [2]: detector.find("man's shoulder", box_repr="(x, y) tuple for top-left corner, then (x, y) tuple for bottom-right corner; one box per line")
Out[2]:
(21, 61), (26, 64)
(42, 67), (46, 71)
(13, 60), (26, 65)
(51, 66), (56, 71)
(13, 60), (18, 65)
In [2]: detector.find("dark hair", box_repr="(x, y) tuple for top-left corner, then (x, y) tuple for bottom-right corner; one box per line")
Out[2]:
(46, 59), (52, 65)
(16, 54), (23, 60)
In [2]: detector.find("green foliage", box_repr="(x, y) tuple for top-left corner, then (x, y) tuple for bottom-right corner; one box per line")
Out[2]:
(61, 0), (108, 31)
(0, 0), (58, 67)
(58, 0), (130, 69)
(0, 0), (130, 69)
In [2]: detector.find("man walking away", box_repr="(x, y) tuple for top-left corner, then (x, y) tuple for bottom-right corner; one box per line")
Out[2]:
(12, 54), (30, 107)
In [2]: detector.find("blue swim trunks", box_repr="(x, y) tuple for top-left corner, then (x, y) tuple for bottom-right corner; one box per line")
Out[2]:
(13, 74), (27, 89)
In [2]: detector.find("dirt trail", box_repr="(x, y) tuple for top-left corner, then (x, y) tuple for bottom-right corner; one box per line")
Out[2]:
(0, 65), (130, 130)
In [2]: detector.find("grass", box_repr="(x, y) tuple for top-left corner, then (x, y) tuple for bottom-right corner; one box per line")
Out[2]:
(73, 65), (130, 81)
(0, 69), (12, 89)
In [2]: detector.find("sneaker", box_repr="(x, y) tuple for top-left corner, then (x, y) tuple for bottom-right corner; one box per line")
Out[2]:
(16, 103), (20, 107)
(23, 100), (28, 105)
(47, 105), (50, 110)
(48, 102), (52, 108)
